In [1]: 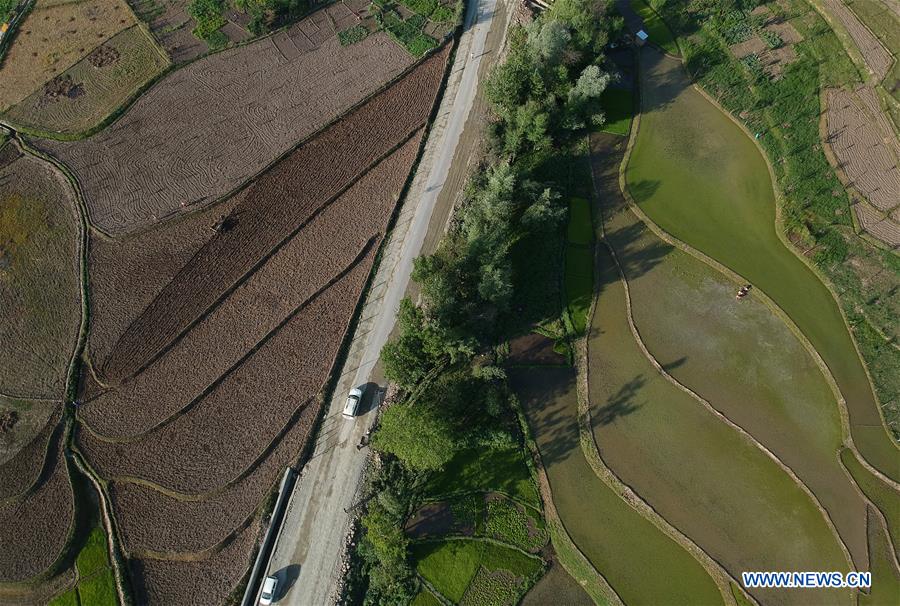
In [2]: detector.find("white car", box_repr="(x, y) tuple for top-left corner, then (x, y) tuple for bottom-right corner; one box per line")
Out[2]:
(342, 387), (364, 418)
(259, 575), (278, 605)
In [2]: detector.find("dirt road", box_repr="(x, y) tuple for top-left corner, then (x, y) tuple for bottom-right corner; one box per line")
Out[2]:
(259, 1), (511, 603)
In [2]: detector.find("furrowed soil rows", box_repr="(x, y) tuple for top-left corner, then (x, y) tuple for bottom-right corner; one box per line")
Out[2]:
(3, 26), (169, 135)
(824, 85), (900, 246)
(85, 196), (243, 370)
(0, 407), (61, 501)
(108, 396), (315, 555)
(130, 515), (259, 604)
(0, 397), (56, 465)
(0, 143), (81, 400)
(0, 434), (74, 582)
(78, 245), (378, 494)
(36, 30), (418, 236)
(822, 0), (893, 82)
(0, 0), (136, 111)
(94, 46), (448, 384)
(80, 133), (423, 437)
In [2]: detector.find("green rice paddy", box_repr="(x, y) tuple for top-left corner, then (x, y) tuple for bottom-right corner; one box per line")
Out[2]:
(565, 197), (594, 334)
(840, 448), (900, 560)
(601, 186), (870, 568)
(625, 47), (900, 483)
(512, 366), (725, 605)
(858, 507), (900, 606)
(588, 241), (852, 605)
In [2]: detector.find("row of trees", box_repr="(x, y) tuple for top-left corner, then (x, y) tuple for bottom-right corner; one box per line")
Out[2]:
(353, 0), (620, 603)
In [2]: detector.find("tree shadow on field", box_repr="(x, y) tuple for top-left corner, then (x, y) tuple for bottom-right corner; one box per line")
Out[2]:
(626, 179), (660, 203)
(637, 47), (691, 115)
(591, 374), (644, 427)
(601, 221), (672, 285)
(508, 366), (581, 470)
(661, 356), (687, 373)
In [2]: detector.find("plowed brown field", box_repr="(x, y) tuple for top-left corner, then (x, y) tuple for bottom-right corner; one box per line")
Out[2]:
(0, 142), (81, 400)
(72, 43), (449, 601)
(95, 49), (446, 385)
(129, 516), (260, 605)
(0, 433), (74, 582)
(78, 245), (377, 493)
(0, 0), (136, 112)
(109, 395), (318, 555)
(0, 407), (61, 501)
(825, 85), (900, 246)
(35, 30), (415, 236)
(823, 0), (893, 82)
(81, 132), (423, 438)
(3, 26), (168, 135)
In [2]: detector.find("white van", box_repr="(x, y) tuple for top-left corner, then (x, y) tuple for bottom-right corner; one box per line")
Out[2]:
(259, 575), (277, 605)
(342, 387), (364, 418)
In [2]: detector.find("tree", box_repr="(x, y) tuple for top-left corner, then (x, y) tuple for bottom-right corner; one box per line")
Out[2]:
(360, 498), (416, 604)
(527, 19), (571, 65)
(372, 401), (461, 471)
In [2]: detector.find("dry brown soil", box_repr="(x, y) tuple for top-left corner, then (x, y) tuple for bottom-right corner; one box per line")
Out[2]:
(0, 433), (73, 582)
(823, 0), (893, 82)
(3, 26), (169, 135)
(129, 515), (260, 604)
(0, 142), (81, 400)
(0, 406), (61, 501)
(0, 0), (136, 111)
(824, 85), (900, 246)
(36, 28), (414, 236)
(70, 45), (449, 600)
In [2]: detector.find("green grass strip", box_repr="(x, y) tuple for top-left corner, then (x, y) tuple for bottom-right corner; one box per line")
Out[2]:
(629, 0), (679, 56)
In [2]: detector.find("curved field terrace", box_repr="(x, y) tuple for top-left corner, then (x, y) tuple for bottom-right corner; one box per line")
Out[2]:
(35, 27), (415, 236)
(0, 141), (81, 400)
(626, 47), (900, 483)
(70, 45), (449, 603)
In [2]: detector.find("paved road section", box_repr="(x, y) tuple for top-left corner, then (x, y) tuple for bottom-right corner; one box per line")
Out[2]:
(261, 1), (510, 603)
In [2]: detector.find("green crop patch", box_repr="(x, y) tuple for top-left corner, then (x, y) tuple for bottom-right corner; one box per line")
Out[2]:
(483, 497), (547, 553)
(566, 197), (592, 245)
(629, 0), (678, 55)
(411, 588), (443, 606)
(425, 447), (540, 507)
(338, 25), (370, 46)
(413, 539), (542, 604)
(598, 88), (633, 136)
(564, 243), (592, 335)
(48, 590), (78, 606)
(76, 526), (110, 578)
(626, 44), (900, 483)
(77, 568), (116, 606)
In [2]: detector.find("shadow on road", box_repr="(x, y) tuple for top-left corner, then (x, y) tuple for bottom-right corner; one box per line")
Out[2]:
(271, 564), (301, 602)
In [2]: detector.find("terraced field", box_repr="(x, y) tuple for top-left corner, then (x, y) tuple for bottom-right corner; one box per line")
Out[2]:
(626, 47), (900, 484)
(0, 141), (81, 400)
(72, 45), (450, 603)
(594, 124), (884, 569)
(588, 230), (852, 606)
(513, 365), (725, 605)
(35, 25), (415, 235)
